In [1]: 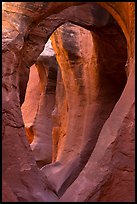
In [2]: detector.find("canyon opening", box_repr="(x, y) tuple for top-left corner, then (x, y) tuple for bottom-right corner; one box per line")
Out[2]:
(2, 2), (135, 202)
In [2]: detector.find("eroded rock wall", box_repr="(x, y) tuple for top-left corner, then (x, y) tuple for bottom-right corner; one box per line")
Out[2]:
(30, 53), (58, 167)
(21, 64), (41, 143)
(2, 2), (135, 202)
(22, 40), (58, 167)
(60, 69), (135, 202)
(41, 20), (127, 197)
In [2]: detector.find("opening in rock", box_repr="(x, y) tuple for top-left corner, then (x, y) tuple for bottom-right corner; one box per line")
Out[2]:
(22, 3), (128, 197)
(3, 2), (135, 203)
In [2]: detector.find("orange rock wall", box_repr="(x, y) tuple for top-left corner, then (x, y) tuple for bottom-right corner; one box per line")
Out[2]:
(44, 20), (128, 197)
(2, 2), (135, 202)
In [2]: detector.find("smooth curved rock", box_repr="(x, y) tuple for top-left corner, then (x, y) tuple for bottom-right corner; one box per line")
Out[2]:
(22, 40), (58, 166)
(60, 67), (135, 202)
(41, 20), (127, 196)
(21, 64), (41, 143)
(2, 2), (135, 202)
(30, 53), (58, 167)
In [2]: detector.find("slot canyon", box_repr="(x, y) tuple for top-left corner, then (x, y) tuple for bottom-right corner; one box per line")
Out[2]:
(2, 2), (135, 202)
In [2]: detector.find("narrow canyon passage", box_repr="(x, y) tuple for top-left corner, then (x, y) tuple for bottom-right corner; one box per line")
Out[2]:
(2, 2), (135, 202)
(44, 21), (127, 197)
(21, 40), (58, 167)
(22, 15), (127, 197)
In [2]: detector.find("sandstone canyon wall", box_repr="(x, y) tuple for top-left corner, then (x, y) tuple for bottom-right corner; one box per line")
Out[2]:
(42, 20), (127, 197)
(2, 2), (135, 202)
(21, 40), (58, 167)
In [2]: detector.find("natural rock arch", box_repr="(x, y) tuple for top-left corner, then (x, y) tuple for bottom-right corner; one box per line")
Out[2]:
(2, 2), (135, 202)
(41, 19), (128, 196)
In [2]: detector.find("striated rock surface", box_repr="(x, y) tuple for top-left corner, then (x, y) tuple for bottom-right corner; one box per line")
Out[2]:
(22, 39), (58, 166)
(30, 46), (58, 167)
(2, 2), (135, 202)
(41, 20), (127, 197)
(60, 69), (135, 202)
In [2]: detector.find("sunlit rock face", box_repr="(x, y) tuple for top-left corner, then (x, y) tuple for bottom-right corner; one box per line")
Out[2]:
(41, 19), (128, 197)
(21, 64), (41, 143)
(30, 51), (58, 167)
(22, 39), (58, 167)
(2, 2), (135, 202)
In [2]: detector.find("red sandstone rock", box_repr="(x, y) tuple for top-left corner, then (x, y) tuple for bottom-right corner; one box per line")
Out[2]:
(30, 52), (58, 167)
(2, 2), (135, 202)
(22, 40), (58, 166)
(41, 20), (127, 196)
(60, 67), (135, 202)
(2, 179), (18, 202)
(21, 64), (41, 143)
